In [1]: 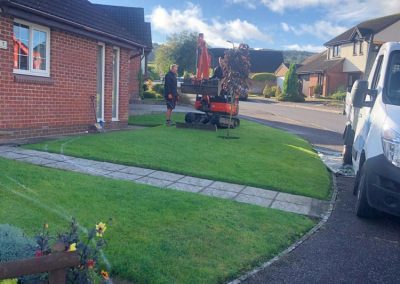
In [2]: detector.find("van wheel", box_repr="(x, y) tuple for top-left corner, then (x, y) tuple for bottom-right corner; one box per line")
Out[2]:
(342, 144), (352, 165)
(355, 165), (376, 218)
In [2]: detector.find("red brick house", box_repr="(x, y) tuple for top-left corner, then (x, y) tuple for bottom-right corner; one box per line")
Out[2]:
(274, 63), (302, 91)
(0, 0), (152, 141)
(297, 51), (347, 97)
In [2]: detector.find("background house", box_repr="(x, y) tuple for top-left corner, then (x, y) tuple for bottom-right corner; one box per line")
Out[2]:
(324, 13), (400, 91)
(274, 63), (302, 90)
(297, 51), (347, 97)
(0, 0), (152, 141)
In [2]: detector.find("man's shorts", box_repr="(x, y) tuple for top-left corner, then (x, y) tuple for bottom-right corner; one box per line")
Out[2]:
(166, 98), (176, 110)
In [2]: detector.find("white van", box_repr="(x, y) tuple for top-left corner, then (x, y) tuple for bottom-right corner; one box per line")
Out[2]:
(343, 42), (400, 218)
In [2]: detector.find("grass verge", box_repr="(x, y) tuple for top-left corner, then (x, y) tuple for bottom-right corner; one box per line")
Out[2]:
(129, 113), (185, 127)
(0, 158), (315, 283)
(25, 117), (330, 199)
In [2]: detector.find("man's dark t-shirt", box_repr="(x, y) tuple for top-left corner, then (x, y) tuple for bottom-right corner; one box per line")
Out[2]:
(211, 65), (223, 80)
(164, 71), (178, 98)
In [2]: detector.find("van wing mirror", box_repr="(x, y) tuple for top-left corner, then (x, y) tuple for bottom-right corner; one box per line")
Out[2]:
(350, 79), (368, 108)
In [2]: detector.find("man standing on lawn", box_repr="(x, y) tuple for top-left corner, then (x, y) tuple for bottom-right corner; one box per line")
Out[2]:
(164, 64), (179, 126)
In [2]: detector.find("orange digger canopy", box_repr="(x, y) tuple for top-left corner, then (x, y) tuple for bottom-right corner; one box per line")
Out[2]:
(196, 33), (211, 80)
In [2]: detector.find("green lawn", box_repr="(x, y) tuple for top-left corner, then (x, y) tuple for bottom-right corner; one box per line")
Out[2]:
(0, 158), (314, 283)
(25, 117), (330, 199)
(128, 113), (185, 126)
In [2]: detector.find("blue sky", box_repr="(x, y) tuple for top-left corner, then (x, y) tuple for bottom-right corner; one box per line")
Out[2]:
(90, 0), (400, 52)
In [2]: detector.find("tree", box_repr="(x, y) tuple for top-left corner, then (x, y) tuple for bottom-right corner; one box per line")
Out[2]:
(154, 44), (174, 76)
(221, 43), (250, 137)
(154, 32), (198, 76)
(281, 63), (304, 102)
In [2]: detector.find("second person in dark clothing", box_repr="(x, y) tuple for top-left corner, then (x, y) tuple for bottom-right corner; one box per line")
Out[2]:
(164, 64), (179, 126)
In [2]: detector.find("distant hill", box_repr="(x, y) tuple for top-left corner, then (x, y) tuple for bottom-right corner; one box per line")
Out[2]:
(282, 50), (317, 64)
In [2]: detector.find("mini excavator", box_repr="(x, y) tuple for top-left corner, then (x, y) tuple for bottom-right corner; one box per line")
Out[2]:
(180, 33), (240, 129)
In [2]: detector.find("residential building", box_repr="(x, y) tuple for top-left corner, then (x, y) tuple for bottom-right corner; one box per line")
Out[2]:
(0, 0), (152, 141)
(297, 51), (347, 97)
(324, 13), (400, 90)
(274, 63), (302, 90)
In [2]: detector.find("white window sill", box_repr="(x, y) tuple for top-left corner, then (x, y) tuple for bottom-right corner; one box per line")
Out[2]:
(13, 70), (50, 78)
(112, 118), (120, 122)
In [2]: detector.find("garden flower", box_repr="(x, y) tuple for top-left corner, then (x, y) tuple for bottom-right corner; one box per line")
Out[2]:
(68, 243), (77, 252)
(101, 270), (110, 280)
(87, 259), (95, 269)
(96, 222), (107, 237)
(35, 250), (43, 257)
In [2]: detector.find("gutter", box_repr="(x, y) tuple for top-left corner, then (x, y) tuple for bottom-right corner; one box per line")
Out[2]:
(3, 1), (146, 49)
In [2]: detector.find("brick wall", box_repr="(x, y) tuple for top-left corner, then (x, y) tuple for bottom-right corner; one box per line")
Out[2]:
(0, 14), (132, 141)
(325, 62), (347, 96)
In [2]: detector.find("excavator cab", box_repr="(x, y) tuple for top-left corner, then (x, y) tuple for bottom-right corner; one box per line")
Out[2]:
(180, 34), (240, 129)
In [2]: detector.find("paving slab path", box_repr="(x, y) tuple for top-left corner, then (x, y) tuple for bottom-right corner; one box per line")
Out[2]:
(0, 145), (329, 218)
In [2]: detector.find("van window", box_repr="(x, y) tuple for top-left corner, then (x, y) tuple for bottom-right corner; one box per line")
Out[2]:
(386, 52), (400, 105)
(371, 55), (383, 90)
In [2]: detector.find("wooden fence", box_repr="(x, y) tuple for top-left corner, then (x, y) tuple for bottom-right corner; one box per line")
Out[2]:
(0, 243), (80, 283)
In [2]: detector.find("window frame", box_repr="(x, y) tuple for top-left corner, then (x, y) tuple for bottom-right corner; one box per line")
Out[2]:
(112, 46), (120, 121)
(332, 45), (340, 58)
(13, 18), (51, 77)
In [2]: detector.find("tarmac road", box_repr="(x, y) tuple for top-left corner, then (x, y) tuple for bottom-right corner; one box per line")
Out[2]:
(239, 99), (346, 152)
(238, 100), (400, 284)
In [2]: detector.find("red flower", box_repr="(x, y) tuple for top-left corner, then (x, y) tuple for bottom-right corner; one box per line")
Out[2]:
(35, 250), (43, 257)
(87, 259), (95, 269)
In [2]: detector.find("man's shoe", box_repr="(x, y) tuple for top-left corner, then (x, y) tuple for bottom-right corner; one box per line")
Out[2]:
(166, 120), (175, 126)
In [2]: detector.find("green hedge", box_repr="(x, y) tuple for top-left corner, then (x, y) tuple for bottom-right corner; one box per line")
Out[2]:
(152, 84), (165, 95)
(143, 90), (160, 99)
(0, 224), (35, 262)
(251, 73), (276, 82)
(263, 85), (277, 98)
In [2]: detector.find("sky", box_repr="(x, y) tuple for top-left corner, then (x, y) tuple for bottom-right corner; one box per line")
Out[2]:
(90, 0), (400, 52)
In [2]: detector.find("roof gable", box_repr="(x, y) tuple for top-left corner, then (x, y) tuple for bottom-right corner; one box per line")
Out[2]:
(325, 13), (400, 46)
(297, 51), (343, 74)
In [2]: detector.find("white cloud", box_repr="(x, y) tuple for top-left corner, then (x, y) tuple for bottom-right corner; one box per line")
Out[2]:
(226, 0), (258, 9)
(328, 0), (400, 23)
(284, 44), (325, 52)
(147, 3), (272, 47)
(259, 0), (400, 24)
(261, 0), (334, 13)
(281, 22), (290, 32)
(282, 20), (347, 40)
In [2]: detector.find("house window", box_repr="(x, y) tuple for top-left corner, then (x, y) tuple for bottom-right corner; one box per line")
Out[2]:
(318, 74), (324, 85)
(13, 19), (50, 77)
(332, 45), (340, 58)
(359, 40), (363, 55)
(353, 41), (358, 55)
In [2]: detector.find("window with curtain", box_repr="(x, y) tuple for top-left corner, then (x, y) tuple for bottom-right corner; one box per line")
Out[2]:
(13, 20), (50, 76)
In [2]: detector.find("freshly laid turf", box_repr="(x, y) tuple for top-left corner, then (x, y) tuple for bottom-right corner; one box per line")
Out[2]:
(0, 158), (315, 283)
(129, 113), (185, 127)
(25, 117), (330, 199)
